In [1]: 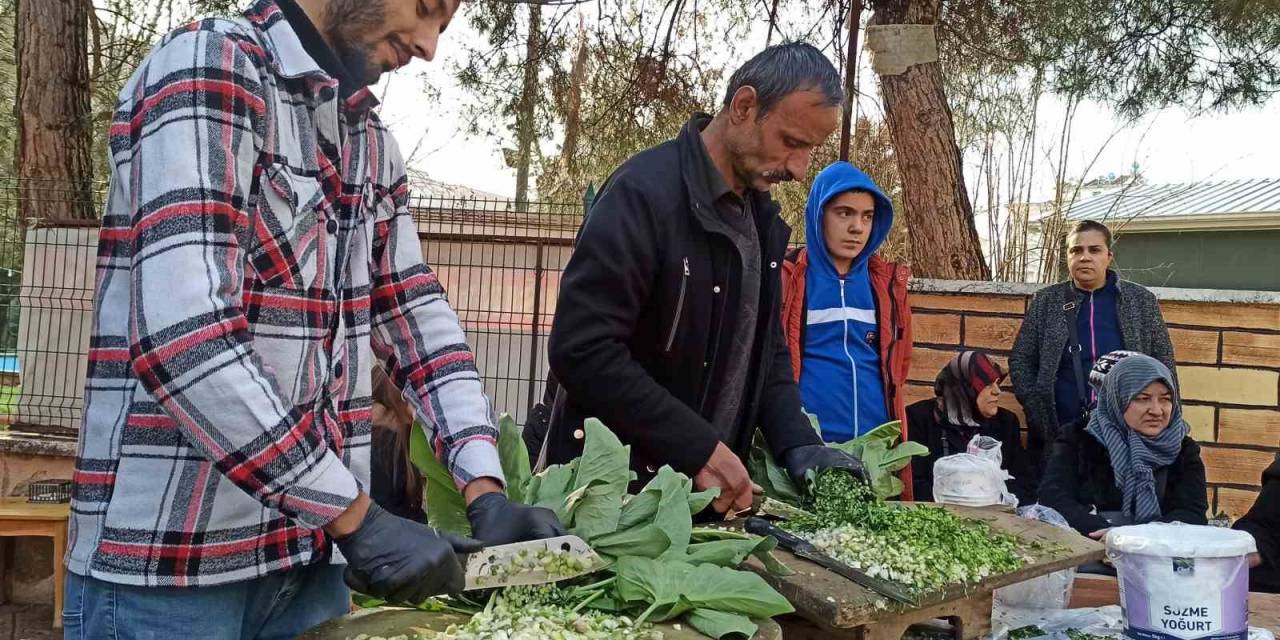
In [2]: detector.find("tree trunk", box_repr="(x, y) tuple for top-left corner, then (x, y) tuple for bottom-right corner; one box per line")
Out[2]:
(838, 0), (863, 162)
(558, 15), (588, 179)
(869, 0), (989, 280)
(16, 0), (96, 225)
(513, 3), (542, 209)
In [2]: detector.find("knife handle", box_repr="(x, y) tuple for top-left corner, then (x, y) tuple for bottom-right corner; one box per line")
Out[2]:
(745, 516), (814, 553)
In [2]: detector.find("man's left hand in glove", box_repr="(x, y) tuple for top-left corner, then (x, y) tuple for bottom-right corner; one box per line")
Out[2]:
(780, 444), (871, 490)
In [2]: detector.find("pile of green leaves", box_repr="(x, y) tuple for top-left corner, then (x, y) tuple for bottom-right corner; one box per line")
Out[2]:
(748, 419), (928, 501)
(784, 471), (1027, 595)
(406, 416), (794, 639)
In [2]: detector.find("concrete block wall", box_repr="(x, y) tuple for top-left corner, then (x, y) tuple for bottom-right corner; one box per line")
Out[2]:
(906, 280), (1280, 519)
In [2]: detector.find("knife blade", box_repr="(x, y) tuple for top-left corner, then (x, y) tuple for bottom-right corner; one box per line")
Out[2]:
(744, 517), (917, 605)
(463, 535), (602, 591)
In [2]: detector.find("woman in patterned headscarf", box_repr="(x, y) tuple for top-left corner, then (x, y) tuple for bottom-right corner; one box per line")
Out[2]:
(906, 351), (1036, 504)
(1039, 353), (1208, 537)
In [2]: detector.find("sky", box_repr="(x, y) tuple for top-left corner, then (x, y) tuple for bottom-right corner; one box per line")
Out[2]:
(370, 5), (1280, 203)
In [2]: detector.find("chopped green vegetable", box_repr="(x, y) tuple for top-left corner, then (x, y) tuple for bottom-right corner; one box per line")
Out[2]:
(479, 548), (590, 582)
(786, 471), (1027, 594)
(1009, 626), (1045, 640)
(355, 585), (663, 640)
(748, 419), (928, 500)
(1065, 629), (1119, 640)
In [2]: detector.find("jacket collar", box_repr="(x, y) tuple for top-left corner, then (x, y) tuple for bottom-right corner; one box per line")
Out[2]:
(678, 114), (782, 223)
(1062, 269), (1124, 302)
(243, 0), (379, 111)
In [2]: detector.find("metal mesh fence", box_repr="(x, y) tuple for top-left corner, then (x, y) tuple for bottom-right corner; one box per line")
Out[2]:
(0, 177), (104, 438)
(409, 196), (584, 425)
(0, 178), (587, 436)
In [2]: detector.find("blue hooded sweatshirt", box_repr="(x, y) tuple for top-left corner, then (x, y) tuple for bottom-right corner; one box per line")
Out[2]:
(800, 162), (894, 442)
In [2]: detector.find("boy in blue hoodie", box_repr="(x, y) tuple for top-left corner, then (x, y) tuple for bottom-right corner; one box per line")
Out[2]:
(780, 162), (914, 494)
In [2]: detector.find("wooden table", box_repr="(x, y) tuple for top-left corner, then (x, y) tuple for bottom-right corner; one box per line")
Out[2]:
(300, 608), (783, 639)
(745, 504), (1104, 640)
(0, 498), (70, 629)
(1071, 573), (1280, 633)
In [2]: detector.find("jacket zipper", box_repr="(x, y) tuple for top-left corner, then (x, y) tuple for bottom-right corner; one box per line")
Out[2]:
(840, 279), (860, 434)
(885, 265), (900, 419)
(665, 257), (690, 352)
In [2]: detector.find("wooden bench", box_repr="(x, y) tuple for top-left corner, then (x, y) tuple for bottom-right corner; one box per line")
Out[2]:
(0, 498), (70, 629)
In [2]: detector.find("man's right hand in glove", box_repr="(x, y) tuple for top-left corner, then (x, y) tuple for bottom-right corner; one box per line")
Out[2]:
(327, 494), (483, 604)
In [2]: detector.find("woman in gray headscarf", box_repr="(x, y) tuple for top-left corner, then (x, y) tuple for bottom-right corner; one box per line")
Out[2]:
(1038, 353), (1207, 537)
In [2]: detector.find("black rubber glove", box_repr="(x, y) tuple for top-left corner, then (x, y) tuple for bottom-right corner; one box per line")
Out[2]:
(780, 444), (871, 489)
(466, 491), (568, 546)
(335, 501), (483, 604)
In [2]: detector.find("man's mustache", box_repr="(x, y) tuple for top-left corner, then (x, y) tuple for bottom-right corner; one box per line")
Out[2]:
(762, 169), (794, 183)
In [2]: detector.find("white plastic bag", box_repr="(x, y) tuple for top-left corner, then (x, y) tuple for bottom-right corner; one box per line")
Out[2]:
(968, 434), (1005, 466)
(933, 450), (1015, 507)
(990, 605), (1124, 640)
(993, 505), (1077, 610)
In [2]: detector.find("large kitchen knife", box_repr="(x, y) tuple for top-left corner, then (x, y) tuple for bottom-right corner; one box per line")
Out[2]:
(463, 535), (602, 591)
(744, 517), (917, 605)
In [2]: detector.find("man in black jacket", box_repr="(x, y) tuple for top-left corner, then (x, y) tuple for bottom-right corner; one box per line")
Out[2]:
(545, 43), (867, 515)
(1235, 455), (1279, 593)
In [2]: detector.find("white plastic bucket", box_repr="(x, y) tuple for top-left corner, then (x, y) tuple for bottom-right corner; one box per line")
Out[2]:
(1106, 523), (1256, 640)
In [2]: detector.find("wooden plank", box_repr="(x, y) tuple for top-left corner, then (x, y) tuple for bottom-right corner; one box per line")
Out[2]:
(1179, 366), (1279, 407)
(963, 317), (1022, 351)
(1217, 486), (1261, 520)
(912, 294), (1025, 315)
(0, 499), (70, 521)
(743, 504), (1103, 630)
(913, 313), (962, 345)
(1169, 328), (1220, 365)
(1218, 408), (1280, 448)
(904, 384), (934, 407)
(1222, 331), (1280, 368)
(1160, 301), (1280, 331)
(1182, 404), (1216, 443)
(909, 348), (957, 384)
(1201, 446), (1276, 487)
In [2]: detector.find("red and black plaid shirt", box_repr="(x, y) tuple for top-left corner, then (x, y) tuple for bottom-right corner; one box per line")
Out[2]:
(68, 0), (503, 586)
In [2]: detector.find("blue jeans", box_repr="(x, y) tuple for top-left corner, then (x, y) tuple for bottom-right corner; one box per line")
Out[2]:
(62, 563), (349, 640)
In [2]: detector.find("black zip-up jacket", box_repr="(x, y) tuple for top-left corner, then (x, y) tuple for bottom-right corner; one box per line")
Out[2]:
(904, 401), (1038, 506)
(544, 114), (822, 483)
(1038, 423), (1207, 534)
(1234, 455), (1280, 593)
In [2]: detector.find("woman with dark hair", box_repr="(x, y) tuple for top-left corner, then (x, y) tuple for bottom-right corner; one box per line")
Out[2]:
(1039, 354), (1207, 537)
(369, 365), (426, 523)
(906, 351), (1036, 505)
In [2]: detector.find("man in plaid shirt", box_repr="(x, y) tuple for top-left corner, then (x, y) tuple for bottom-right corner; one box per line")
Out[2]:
(65, 0), (565, 636)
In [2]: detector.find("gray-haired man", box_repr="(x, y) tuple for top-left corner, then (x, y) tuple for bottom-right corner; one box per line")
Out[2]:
(543, 42), (869, 517)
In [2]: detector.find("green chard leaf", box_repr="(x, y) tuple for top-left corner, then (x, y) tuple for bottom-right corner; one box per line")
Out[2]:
(525, 458), (580, 524)
(684, 608), (759, 640)
(614, 557), (794, 624)
(409, 420), (471, 536)
(565, 419), (632, 540)
(496, 413), (531, 504)
(747, 432), (802, 503)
